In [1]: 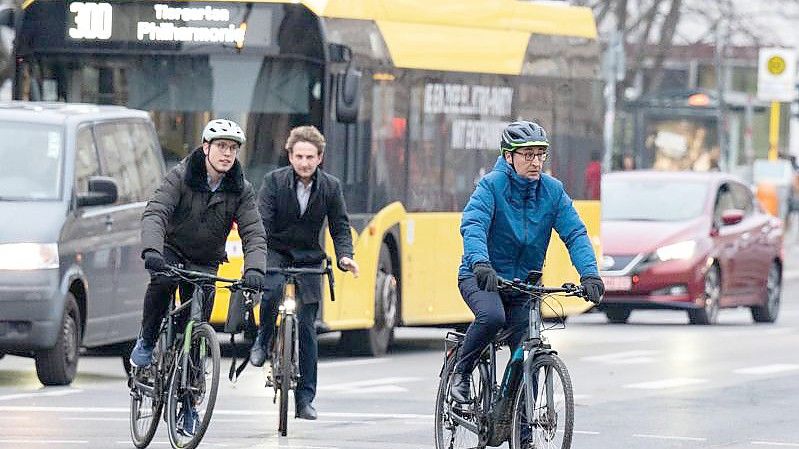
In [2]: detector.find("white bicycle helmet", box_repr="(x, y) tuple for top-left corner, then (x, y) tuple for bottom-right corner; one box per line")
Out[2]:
(202, 119), (246, 145)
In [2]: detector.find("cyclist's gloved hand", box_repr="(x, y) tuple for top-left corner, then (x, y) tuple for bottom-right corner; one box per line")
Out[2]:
(243, 269), (265, 291)
(473, 262), (498, 292)
(580, 275), (605, 305)
(143, 250), (166, 272)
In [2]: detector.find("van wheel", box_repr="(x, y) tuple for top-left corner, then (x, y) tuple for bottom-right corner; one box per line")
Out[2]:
(340, 244), (398, 356)
(35, 294), (81, 386)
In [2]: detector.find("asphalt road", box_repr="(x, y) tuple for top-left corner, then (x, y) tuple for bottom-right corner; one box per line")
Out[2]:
(2, 253), (798, 449)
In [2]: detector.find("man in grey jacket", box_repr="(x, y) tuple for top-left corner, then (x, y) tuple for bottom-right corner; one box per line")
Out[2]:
(130, 119), (267, 373)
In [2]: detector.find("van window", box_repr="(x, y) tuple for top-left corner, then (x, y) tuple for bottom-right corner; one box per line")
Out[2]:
(130, 122), (163, 199)
(0, 121), (63, 200)
(75, 126), (100, 195)
(95, 121), (143, 203)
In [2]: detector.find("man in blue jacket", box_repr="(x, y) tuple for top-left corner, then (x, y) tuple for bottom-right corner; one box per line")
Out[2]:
(451, 120), (605, 403)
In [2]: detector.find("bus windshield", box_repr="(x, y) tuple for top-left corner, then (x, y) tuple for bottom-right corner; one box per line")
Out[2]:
(0, 122), (63, 200)
(644, 117), (720, 171)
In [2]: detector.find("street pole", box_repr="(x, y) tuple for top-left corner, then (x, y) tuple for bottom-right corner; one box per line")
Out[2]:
(769, 101), (781, 160)
(715, 17), (728, 172)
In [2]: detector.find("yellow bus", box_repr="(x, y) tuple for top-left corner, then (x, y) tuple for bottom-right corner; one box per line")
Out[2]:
(11, 0), (602, 356)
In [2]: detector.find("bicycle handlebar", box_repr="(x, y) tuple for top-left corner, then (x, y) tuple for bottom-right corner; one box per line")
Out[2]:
(497, 276), (586, 298)
(263, 257), (337, 302)
(158, 265), (260, 294)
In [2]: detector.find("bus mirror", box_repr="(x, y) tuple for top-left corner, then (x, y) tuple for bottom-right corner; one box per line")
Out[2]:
(336, 66), (361, 123)
(0, 7), (14, 27)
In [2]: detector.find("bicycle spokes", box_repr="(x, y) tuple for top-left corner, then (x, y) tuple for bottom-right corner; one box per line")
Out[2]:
(512, 355), (574, 449)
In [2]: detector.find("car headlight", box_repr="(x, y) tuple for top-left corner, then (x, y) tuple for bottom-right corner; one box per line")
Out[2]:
(655, 240), (696, 262)
(0, 243), (59, 270)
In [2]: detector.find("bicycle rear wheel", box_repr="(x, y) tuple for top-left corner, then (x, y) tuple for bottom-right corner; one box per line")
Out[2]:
(276, 315), (295, 437)
(434, 355), (489, 449)
(510, 353), (574, 449)
(129, 335), (165, 448)
(166, 323), (220, 449)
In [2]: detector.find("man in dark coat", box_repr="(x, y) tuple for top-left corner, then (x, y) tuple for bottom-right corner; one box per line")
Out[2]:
(130, 119), (267, 374)
(251, 125), (358, 420)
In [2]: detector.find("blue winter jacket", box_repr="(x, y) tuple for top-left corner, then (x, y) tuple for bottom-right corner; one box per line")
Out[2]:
(458, 156), (599, 281)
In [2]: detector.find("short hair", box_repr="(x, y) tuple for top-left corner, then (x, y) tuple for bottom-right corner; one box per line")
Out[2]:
(285, 125), (326, 154)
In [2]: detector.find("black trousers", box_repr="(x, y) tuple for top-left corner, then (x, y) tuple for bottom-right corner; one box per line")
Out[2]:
(139, 248), (216, 345)
(258, 249), (322, 407)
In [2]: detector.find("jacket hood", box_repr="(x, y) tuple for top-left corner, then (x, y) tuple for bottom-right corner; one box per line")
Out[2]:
(493, 155), (539, 196)
(185, 147), (245, 193)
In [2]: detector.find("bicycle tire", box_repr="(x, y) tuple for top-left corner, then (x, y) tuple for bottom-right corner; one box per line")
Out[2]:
(129, 335), (165, 448)
(434, 355), (489, 449)
(277, 315), (295, 437)
(166, 323), (220, 449)
(509, 353), (574, 449)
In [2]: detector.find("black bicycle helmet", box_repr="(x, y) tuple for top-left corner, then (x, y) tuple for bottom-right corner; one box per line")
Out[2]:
(500, 121), (549, 153)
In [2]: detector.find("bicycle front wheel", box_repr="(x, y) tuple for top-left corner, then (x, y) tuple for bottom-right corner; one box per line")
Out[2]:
(434, 355), (488, 449)
(510, 353), (574, 449)
(276, 315), (295, 437)
(166, 323), (220, 449)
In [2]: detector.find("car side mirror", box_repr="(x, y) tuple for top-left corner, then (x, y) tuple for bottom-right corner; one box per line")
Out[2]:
(77, 176), (118, 207)
(720, 209), (744, 226)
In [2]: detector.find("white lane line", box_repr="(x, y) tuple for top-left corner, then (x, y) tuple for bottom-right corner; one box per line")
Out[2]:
(733, 364), (799, 375)
(61, 417), (128, 421)
(0, 440), (89, 445)
(318, 376), (422, 392)
(318, 358), (389, 368)
(624, 378), (708, 389)
(574, 430), (601, 435)
(764, 328), (794, 335)
(0, 405), (433, 419)
(752, 442), (799, 447)
(633, 434), (706, 441)
(0, 389), (82, 402)
(581, 350), (659, 364)
(782, 269), (799, 279)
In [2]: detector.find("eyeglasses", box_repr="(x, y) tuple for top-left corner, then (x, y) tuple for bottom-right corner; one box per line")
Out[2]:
(514, 150), (548, 162)
(212, 141), (240, 155)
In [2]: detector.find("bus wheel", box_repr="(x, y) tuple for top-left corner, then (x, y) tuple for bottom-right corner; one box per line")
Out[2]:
(340, 244), (398, 356)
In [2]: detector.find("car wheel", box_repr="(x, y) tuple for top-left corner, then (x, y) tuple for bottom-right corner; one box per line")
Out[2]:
(339, 244), (398, 356)
(688, 264), (721, 325)
(751, 261), (781, 323)
(35, 293), (82, 386)
(605, 308), (631, 324)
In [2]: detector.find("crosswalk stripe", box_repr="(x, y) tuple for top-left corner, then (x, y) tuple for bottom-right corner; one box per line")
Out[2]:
(733, 364), (799, 375)
(624, 378), (707, 389)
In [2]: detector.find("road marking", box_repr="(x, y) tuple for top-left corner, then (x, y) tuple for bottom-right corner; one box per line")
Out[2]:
(0, 405), (433, 419)
(581, 350), (658, 364)
(318, 358), (390, 368)
(734, 364), (799, 375)
(782, 269), (799, 279)
(0, 389), (82, 402)
(318, 376), (421, 393)
(574, 430), (600, 435)
(752, 442), (799, 447)
(764, 327), (794, 335)
(633, 434), (706, 441)
(61, 417), (128, 421)
(0, 440), (88, 445)
(624, 378), (708, 389)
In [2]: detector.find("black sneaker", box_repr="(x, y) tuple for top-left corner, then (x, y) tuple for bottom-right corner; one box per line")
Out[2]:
(249, 334), (268, 367)
(450, 371), (471, 403)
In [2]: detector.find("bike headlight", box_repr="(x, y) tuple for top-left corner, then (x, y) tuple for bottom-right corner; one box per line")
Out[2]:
(655, 240), (696, 262)
(0, 243), (59, 270)
(283, 298), (297, 312)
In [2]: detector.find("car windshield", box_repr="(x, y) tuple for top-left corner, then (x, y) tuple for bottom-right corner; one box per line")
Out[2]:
(602, 178), (708, 221)
(0, 121), (63, 201)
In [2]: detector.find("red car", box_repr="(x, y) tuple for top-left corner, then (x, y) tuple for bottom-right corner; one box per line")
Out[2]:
(599, 171), (783, 324)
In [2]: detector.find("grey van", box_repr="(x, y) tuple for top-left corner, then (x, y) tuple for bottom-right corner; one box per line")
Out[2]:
(0, 102), (165, 385)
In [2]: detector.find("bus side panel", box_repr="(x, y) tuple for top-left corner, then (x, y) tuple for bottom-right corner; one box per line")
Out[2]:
(540, 200), (601, 316)
(400, 213), (473, 325)
(322, 202), (406, 330)
(210, 226), (244, 325)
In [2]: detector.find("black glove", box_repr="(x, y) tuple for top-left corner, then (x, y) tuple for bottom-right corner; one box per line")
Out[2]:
(580, 275), (605, 305)
(473, 262), (498, 292)
(243, 269), (265, 291)
(143, 250), (166, 272)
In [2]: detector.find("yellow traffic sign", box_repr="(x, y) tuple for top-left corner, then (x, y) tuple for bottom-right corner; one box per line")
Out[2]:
(767, 56), (786, 75)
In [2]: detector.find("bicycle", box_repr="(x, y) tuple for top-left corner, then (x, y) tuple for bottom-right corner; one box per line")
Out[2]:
(263, 258), (335, 437)
(128, 264), (258, 449)
(434, 272), (590, 449)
